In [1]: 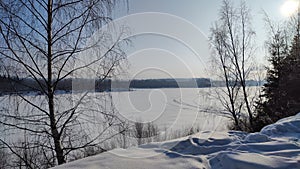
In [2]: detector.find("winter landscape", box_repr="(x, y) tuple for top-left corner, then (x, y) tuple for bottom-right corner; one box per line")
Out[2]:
(54, 112), (300, 169)
(0, 0), (300, 169)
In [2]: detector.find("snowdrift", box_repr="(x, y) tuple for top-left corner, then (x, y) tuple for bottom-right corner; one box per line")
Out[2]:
(53, 113), (300, 169)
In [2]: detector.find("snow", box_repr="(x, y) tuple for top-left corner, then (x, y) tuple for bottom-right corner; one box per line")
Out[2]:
(53, 113), (300, 169)
(111, 88), (229, 131)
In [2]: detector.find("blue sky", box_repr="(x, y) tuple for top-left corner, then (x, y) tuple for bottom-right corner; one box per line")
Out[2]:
(114, 0), (292, 79)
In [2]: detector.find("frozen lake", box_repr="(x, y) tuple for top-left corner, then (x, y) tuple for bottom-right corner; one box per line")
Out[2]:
(0, 88), (230, 134)
(0, 88), (239, 134)
(0, 87), (260, 158)
(111, 88), (229, 131)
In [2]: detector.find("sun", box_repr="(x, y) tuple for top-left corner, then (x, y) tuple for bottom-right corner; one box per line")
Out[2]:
(280, 0), (299, 17)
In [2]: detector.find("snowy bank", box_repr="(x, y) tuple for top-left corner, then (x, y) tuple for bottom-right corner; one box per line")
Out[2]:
(53, 113), (300, 169)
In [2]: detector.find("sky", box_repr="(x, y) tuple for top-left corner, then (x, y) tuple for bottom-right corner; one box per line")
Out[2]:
(113, 0), (296, 79)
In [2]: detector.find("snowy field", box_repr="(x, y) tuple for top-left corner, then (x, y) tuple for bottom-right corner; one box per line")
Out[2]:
(0, 88), (230, 134)
(53, 112), (300, 169)
(111, 88), (229, 131)
(1, 87), (259, 146)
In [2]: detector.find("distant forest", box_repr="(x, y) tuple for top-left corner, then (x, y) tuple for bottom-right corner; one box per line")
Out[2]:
(0, 76), (262, 94)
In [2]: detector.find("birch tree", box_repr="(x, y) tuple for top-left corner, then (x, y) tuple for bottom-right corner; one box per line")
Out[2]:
(210, 0), (256, 130)
(0, 0), (128, 167)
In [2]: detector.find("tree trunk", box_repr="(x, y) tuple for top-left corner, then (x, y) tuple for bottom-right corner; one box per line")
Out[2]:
(47, 0), (65, 165)
(241, 82), (253, 128)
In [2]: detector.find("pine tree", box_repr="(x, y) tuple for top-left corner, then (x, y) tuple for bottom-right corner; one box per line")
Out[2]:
(253, 30), (289, 131)
(254, 13), (300, 131)
(280, 33), (300, 116)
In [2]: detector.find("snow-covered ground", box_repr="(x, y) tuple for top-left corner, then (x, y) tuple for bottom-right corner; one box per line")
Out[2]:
(53, 113), (300, 169)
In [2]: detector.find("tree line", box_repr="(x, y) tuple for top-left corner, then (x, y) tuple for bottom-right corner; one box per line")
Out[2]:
(0, 76), (263, 94)
(0, 77), (212, 93)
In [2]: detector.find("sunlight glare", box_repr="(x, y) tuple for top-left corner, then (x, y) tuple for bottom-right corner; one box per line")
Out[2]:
(280, 0), (299, 17)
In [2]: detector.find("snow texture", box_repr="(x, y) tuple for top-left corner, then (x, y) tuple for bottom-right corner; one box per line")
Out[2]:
(53, 113), (300, 169)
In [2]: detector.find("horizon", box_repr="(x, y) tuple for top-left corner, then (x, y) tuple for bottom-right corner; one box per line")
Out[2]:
(113, 0), (293, 79)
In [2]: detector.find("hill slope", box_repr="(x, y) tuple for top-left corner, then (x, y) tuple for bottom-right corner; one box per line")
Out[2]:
(53, 113), (300, 169)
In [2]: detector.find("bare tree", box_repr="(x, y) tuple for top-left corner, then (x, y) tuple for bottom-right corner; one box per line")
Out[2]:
(0, 0), (128, 167)
(134, 122), (144, 145)
(210, 25), (242, 129)
(210, 0), (256, 130)
(133, 122), (159, 145)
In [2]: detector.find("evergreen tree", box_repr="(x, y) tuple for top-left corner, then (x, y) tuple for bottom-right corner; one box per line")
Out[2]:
(253, 30), (289, 131)
(280, 33), (300, 116)
(254, 15), (300, 131)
